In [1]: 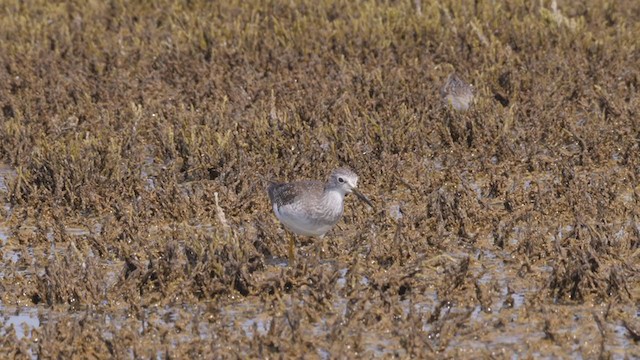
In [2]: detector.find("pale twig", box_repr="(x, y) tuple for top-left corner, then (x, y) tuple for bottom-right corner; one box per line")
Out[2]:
(214, 192), (231, 238)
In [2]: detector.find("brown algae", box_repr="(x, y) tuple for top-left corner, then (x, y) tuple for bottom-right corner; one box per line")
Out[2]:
(0, 0), (639, 358)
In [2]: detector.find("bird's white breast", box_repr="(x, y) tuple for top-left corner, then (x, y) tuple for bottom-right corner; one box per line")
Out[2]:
(273, 189), (345, 237)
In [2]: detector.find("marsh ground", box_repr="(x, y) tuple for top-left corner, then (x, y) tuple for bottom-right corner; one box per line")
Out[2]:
(0, 0), (639, 358)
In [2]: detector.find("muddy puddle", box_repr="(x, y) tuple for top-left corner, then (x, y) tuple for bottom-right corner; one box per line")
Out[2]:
(1, 213), (637, 357)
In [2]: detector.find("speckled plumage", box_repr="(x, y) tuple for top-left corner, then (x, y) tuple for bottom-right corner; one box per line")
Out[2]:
(267, 168), (371, 237)
(440, 73), (474, 111)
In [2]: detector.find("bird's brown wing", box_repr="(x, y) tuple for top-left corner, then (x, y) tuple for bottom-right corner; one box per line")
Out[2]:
(268, 182), (300, 209)
(267, 181), (323, 210)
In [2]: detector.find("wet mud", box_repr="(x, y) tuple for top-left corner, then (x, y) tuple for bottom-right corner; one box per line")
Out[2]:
(0, 0), (639, 358)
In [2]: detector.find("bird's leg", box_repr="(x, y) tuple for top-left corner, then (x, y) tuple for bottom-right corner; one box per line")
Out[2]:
(314, 235), (325, 260)
(287, 232), (296, 266)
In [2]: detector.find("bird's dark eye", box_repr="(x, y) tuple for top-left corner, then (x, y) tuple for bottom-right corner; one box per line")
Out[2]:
(338, 177), (345, 183)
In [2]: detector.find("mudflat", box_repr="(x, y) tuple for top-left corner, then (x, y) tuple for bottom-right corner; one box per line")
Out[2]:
(0, 1), (638, 358)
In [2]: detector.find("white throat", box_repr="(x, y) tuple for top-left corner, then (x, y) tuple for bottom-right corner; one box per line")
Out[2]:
(322, 188), (346, 211)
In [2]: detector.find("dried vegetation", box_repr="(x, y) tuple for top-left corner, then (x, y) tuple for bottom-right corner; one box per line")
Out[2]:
(0, 0), (639, 358)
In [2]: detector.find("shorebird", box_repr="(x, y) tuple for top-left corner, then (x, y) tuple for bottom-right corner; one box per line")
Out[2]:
(440, 73), (474, 112)
(267, 167), (373, 262)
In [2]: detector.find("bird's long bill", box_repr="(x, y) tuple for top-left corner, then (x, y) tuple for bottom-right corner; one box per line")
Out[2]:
(353, 188), (374, 208)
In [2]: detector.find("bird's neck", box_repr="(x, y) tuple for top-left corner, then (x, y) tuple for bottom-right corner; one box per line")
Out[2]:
(321, 187), (346, 209)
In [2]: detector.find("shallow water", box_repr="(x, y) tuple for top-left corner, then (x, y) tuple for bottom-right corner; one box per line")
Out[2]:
(0, 305), (39, 341)
(0, 247), (637, 358)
